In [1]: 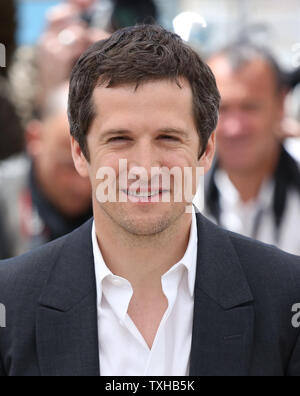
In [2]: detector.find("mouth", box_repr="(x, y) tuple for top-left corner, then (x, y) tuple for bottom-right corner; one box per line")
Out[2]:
(120, 189), (170, 203)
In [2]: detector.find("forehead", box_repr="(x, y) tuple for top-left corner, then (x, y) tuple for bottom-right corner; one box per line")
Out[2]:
(91, 78), (195, 130)
(209, 56), (278, 99)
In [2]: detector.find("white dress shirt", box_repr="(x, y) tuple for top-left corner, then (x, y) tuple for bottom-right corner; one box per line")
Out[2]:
(285, 138), (300, 164)
(92, 210), (198, 376)
(211, 169), (300, 256)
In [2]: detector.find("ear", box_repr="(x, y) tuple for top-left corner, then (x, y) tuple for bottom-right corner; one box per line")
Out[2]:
(70, 136), (90, 178)
(199, 132), (216, 174)
(26, 120), (43, 158)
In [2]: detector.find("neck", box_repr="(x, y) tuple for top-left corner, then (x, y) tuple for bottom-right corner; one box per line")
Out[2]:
(94, 206), (192, 291)
(221, 147), (280, 203)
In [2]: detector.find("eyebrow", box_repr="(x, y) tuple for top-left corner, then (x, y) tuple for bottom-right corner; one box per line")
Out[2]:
(100, 127), (190, 141)
(158, 127), (190, 139)
(100, 129), (132, 141)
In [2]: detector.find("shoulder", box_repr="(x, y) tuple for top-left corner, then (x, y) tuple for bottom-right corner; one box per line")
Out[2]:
(227, 229), (300, 304)
(198, 213), (300, 301)
(0, 234), (67, 301)
(0, 218), (93, 299)
(228, 229), (300, 273)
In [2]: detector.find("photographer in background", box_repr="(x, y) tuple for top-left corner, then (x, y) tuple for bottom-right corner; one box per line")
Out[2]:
(36, 0), (109, 112)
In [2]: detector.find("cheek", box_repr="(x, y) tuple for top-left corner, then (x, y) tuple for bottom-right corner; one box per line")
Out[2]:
(89, 152), (121, 187)
(89, 146), (199, 179)
(162, 148), (199, 169)
(53, 170), (74, 191)
(43, 159), (59, 180)
(251, 116), (274, 141)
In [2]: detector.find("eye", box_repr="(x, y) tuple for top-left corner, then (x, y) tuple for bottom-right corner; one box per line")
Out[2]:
(242, 103), (263, 112)
(159, 135), (180, 141)
(108, 136), (132, 143)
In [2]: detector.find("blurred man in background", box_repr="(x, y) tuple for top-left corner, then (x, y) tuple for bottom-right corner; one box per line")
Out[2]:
(0, 84), (92, 258)
(0, 0), (112, 258)
(205, 43), (300, 255)
(0, 0), (24, 250)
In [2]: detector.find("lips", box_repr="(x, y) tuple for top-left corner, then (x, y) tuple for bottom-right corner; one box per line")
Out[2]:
(118, 187), (171, 204)
(127, 190), (161, 198)
(122, 189), (169, 198)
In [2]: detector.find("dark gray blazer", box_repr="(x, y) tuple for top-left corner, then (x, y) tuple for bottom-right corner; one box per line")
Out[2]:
(0, 214), (300, 376)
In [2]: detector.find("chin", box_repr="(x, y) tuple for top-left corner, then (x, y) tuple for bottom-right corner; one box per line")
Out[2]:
(222, 157), (256, 173)
(105, 202), (183, 236)
(120, 217), (171, 236)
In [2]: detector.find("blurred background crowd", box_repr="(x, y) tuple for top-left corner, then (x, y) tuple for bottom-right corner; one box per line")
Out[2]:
(0, 0), (300, 259)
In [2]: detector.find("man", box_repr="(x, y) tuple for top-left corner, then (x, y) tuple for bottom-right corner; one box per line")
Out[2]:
(205, 43), (300, 255)
(0, 25), (300, 377)
(0, 84), (92, 257)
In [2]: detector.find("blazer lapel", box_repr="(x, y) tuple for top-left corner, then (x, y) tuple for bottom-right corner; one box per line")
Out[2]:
(36, 219), (100, 376)
(35, 213), (254, 376)
(190, 214), (255, 376)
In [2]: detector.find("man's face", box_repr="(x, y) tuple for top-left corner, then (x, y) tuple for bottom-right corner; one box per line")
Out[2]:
(208, 56), (284, 174)
(72, 78), (215, 236)
(30, 112), (92, 217)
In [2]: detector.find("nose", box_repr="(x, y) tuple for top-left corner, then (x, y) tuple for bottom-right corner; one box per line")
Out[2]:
(221, 115), (245, 139)
(128, 140), (161, 177)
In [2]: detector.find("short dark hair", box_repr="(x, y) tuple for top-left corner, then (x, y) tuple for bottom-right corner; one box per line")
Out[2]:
(211, 41), (285, 92)
(68, 24), (220, 160)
